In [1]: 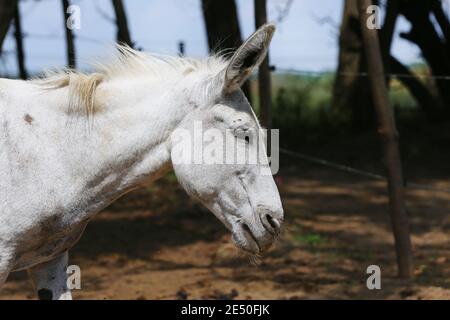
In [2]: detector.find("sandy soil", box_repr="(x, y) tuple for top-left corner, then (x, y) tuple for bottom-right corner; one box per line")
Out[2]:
(1, 158), (448, 300)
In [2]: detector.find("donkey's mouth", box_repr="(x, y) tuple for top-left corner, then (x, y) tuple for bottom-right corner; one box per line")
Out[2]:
(232, 223), (261, 255)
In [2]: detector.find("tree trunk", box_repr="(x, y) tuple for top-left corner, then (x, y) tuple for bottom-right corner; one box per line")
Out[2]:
(399, 0), (450, 112)
(62, 0), (76, 69)
(380, 0), (399, 70)
(358, 0), (413, 278)
(0, 0), (17, 52)
(382, 1), (442, 117)
(13, 1), (26, 79)
(390, 56), (441, 115)
(201, 0), (251, 101)
(254, 0), (272, 129)
(332, 0), (374, 132)
(201, 0), (242, 54)
(431, 0), (450, 56)
(112, 0), (133, 47)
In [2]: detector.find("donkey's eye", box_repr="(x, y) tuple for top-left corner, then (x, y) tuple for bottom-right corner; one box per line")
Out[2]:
(214, 115), (224, 122)
(234, 127), (251, 144)
(235, 132), (251, 144)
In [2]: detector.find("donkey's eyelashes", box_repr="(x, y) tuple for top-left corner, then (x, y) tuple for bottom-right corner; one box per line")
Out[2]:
(213, 115), (224, 122)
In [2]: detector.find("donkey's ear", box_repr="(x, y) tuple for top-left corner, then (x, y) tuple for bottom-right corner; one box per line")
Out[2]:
(222, 23), (275, 94)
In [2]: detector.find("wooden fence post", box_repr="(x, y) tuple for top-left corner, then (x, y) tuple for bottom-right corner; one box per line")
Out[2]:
(62, 0), (76, 69)
(13, 1), (27, 79)
(178, 41), (185, 56)
(0, 0), (17, 51)
(358, 0), (413, 278)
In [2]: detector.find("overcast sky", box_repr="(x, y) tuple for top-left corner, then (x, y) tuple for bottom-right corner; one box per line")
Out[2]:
(0, 0), (423, 75)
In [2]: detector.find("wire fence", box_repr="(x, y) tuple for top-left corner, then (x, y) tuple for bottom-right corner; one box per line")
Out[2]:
(279, 147), (450, 194)
(3, 28), (450, 82)
(275, 68), (450, 81)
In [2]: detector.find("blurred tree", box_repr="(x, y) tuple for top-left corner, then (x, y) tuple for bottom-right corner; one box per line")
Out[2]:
(431, 0), (450, 53)
(202, 0), (242, 54)
(255, 0), (272, 129)
(13, 0), (27, 79)
(379, 0), (442, 115)
(112, 0), (133, 47)
(390, 56), (441, 114)
(398, 0), (450, 114)
(178, 41), (185, 56)
(332, 0), (374, 132)
(201, 0), (251, 101)
(62, 0), (76, 68)
(333, 0), (448, 128)
(379, 0), (398, 67)
(0, 0), (17, 52)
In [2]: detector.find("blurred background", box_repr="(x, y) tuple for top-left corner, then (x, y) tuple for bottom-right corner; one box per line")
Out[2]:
(0, 0), (449, 299)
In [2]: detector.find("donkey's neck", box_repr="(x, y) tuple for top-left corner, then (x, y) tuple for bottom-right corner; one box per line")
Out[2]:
(66, 76), (196, 212)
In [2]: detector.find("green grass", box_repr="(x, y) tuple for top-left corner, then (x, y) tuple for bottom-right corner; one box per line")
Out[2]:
(248, 70), (422, 146)
(294, 232), (326, 247)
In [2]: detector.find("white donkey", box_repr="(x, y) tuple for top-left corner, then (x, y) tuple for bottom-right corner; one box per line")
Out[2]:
(0, 24), (283, 300)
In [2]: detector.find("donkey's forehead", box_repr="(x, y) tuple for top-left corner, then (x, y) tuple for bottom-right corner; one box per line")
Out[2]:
(211, 101), (255, 125)
(213, 90), (252, 114)
(222, 90), (250, 108)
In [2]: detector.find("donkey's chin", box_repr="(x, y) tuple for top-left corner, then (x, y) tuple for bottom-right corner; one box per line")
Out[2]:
(232, 231), (261, 255)
(231, 224), (275, 256)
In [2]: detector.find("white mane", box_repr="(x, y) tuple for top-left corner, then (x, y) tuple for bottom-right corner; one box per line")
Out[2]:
(95, 45), (228, 80)
(32, 45), (228, 117)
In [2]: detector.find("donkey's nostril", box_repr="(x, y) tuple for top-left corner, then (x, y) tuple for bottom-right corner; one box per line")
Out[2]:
(266, 214), (278, 230)
(261, 213), (281, 234)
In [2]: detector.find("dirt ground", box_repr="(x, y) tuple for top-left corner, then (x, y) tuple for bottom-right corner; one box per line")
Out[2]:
(1, 132), (449, 299)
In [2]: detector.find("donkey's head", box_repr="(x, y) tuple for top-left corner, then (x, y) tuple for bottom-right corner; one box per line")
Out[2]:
(170, 24), (283, 255)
